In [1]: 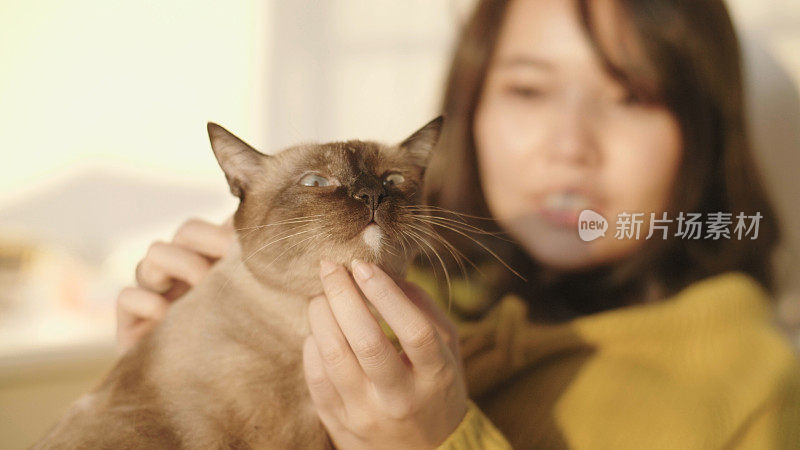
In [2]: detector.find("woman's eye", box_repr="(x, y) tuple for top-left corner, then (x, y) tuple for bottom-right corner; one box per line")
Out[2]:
(299, 174), (330, 187)
(383, 173), (405, 187)
(505, 84), (545, 99)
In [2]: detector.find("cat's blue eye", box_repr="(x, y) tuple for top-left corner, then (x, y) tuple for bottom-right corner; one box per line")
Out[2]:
(299, 174), (330, 187)
(383, 173), (405, 187)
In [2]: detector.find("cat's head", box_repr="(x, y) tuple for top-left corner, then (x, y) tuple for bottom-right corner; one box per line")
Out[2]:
(207, 118), (442, 295)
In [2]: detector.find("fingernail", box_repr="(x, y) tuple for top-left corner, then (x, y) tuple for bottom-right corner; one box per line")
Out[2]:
(352, 259), (373, 280)
(319, 259), (338, 276)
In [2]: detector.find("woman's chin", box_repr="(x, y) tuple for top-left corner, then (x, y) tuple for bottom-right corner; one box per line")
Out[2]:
(504, 213), (591, 268)
(527, 246), (599, 271)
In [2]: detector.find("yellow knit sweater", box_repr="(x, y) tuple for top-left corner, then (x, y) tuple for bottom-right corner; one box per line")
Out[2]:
(423, 271), (800, 449)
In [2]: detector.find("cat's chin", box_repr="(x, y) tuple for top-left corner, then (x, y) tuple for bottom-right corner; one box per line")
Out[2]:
(241, 241), (412, 298)
(359, 223), (384, 253)
(246, 262), (408, 299)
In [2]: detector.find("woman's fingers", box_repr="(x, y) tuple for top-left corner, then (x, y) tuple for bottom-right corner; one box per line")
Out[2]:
(397, 280), (460, 360)
(307, 295), (368, 401)
(135, 217), (234, 294)
(161, 279), (192, 302)
(116, 287), (169, 352)
(318, 261), (410, 396)
(135, 241), (212, 293)
(172, 217), (235, 260)
(118, 216), (233, 352)
(307, 262), (469, 449)
(302, 336), (345, 418)
(302, 337), (353, 450)
(350, 260), (450, 376)
(117, 287), (169, 323)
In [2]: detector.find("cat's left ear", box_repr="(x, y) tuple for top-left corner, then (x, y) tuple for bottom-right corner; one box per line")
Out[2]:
(207, 122), (269, 199)
(399, 115), (443, 169)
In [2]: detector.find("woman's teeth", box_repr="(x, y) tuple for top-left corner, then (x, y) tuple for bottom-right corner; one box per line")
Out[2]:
(544, 192), (592, 212)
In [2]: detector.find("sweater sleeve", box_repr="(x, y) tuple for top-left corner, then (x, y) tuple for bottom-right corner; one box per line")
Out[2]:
(436, 400), (512, 450)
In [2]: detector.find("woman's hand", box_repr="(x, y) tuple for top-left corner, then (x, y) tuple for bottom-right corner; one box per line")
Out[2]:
(303, 259), (468, 450)
(116, 217), (235, 352)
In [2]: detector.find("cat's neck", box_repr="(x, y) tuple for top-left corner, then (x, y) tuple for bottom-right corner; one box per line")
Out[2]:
(206, 240), (311, 334)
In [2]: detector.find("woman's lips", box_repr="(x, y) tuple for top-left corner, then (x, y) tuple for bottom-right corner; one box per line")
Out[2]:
(538, 191), (598, 228)
(539, 208), (582, 228)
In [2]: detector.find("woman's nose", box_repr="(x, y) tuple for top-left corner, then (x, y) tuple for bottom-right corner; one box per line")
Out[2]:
(547, 96), (601, 167)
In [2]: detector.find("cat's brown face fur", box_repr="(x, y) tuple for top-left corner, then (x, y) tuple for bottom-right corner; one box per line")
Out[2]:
(207, 118), (442, 296)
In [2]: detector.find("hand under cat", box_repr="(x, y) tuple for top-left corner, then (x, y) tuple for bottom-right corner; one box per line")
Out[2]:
(304, 260), (468, 450)
(116, 217), (235, 353)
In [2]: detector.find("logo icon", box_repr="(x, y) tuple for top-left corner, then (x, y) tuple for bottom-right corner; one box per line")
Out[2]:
(578, 209), (608, 242)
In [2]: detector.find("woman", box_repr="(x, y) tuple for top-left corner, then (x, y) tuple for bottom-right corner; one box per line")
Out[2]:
(118, 0), (800, 448)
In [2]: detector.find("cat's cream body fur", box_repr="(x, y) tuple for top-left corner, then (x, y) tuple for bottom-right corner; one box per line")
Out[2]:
(35, 240), (327, 449)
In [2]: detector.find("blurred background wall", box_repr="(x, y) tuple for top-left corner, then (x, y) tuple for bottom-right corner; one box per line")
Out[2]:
(0, 0), (798, 447)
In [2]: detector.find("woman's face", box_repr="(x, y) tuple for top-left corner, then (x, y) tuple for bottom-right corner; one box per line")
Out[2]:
(474, 0), (683, 270)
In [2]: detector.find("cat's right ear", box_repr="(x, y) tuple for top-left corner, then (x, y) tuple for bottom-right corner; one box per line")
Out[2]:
(207, 122), (268, 199)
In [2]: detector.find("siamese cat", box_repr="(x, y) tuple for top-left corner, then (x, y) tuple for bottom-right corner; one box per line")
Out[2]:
(34, 117), (443, 449)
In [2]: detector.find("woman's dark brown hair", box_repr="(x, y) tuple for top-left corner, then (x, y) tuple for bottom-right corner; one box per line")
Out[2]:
(422, 0), (781, 321)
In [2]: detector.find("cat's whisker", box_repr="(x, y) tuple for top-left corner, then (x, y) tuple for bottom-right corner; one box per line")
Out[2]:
(407, 214), (514, 242)
(235, 215), (324, 231)
(405, 222), (476, 313)
(262, 233), (320, 270)
(428, 229), (482, 277)
(392, 238), (406, 258)
(404, 231), (438, 293)
(242, 228), (317, 266)
(409, 218), (502, 275)
(242, 222), (317, 249)
(395, 231), (410, 257)
(237, 217), (322, 241)
(400, 205), (497, 221)
(402, 207), (495, 224)
(406, 222), (473, 283)
(402, 230), (437, 286)
(382, 239), (399, 258)
(404, 214), (510, 284)
(235, 218), (321, 231)
(234, 218), (322, 240)
(302, 234), (325, 260)
(411, 230), (454, 309)
(405, 212), (513, 241)
(411, 217), (525, 282)
(405, 228), (452, 306)
(215, 226), (319, 300)
(379, 231), (403, 258)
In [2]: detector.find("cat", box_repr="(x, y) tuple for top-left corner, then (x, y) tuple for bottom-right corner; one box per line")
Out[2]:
(33, 117), (443, 449)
